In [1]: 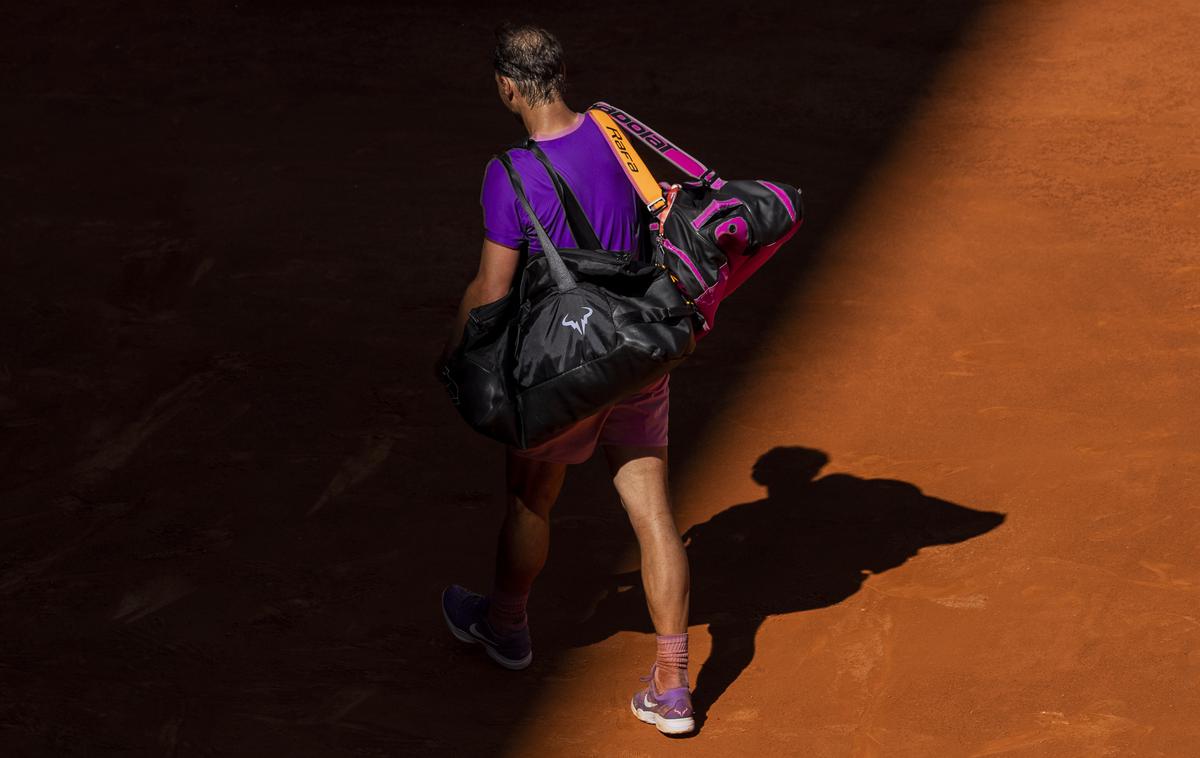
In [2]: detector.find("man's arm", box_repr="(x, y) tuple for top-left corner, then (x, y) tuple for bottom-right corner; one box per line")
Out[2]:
(436, 238), (522, 372)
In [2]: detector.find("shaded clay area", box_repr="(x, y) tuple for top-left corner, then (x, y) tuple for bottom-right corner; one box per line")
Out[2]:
(3, 1), (1198, 756)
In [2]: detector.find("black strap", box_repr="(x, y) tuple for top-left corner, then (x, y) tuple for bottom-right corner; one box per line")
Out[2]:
(614, 303), (696, 328)
(522, 141), (603, 251)
(497, 153), (576, 293)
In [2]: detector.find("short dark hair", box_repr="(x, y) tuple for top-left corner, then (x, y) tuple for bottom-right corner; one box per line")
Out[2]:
(492, 23), (566, 107)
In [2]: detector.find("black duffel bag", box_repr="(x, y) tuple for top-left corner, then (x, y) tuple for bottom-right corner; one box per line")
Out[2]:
(441, 145), (696, 449)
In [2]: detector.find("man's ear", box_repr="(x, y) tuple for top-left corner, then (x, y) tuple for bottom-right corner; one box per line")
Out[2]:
(497, 75), (517, 104)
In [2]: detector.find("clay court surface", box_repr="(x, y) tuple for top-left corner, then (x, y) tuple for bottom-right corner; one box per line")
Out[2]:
(3, 1), (1198, 755)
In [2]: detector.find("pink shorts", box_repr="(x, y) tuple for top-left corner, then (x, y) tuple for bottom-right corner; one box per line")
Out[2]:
(510, 374), (670, 464)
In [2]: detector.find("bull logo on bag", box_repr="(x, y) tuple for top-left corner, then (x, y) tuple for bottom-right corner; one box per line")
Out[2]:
(561, 306), (593, 335)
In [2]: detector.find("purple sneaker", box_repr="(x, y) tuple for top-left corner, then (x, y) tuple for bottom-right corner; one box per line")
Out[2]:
(441, 585), (532, 670)
(630, 665), (695, 735)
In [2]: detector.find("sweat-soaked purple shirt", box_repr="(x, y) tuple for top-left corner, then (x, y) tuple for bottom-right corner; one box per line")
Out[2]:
(480, 111), (669, 435)
(480, 113), (641, 255)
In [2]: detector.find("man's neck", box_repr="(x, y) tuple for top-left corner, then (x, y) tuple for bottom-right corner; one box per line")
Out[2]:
(521, 101), (580, 140)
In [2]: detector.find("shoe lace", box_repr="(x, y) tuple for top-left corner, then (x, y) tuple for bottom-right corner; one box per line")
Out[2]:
(639, 662), (657, 685)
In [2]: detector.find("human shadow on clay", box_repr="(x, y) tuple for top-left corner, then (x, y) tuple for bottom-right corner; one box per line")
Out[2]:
(571, 446), (1005, 730)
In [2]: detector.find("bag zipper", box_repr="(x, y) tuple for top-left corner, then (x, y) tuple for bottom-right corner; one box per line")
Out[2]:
(659, 236), (708, 292)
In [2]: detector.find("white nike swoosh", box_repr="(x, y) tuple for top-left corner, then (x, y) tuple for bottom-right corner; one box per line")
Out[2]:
(468, 622), (489, 642)
(644, 693), (657, 709)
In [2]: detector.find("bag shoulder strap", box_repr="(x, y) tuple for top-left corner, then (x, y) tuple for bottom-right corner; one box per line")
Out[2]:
(522, 140), (603, 251)
(589, 102), (724, 189)
(588, 109), (667, 215)
(497, 152), (576, 293)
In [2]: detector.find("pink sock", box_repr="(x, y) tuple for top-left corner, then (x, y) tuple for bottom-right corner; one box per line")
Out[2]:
(655, 633), (689, 690)
(486, 588), (529, 635)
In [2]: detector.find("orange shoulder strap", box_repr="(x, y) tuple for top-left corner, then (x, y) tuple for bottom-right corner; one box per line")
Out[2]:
(588, 108), (666, 215)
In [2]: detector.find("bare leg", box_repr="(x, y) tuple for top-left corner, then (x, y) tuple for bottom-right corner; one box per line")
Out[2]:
(604, 445), (690, 690)
(493, 448), (567, 595)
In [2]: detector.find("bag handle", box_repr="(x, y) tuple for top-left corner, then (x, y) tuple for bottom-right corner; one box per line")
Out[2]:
(589, 102), (724, 189)
(497, 152), (577, 293)
(522, 140), (603, 251)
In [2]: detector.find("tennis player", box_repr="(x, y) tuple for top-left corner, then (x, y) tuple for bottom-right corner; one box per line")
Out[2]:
(435, 22), (694, 735)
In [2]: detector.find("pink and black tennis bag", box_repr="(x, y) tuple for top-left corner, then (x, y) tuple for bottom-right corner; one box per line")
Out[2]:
(590, 103), (804, 340)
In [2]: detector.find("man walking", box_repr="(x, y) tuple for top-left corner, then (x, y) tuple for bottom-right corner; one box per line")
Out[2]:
(435, 23), (694, 735)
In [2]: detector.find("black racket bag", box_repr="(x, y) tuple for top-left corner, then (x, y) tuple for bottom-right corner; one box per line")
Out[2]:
(442, 146), (695, 449)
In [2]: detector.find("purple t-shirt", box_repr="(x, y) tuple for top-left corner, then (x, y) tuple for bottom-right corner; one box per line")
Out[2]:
(480, 113), (640, 255)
